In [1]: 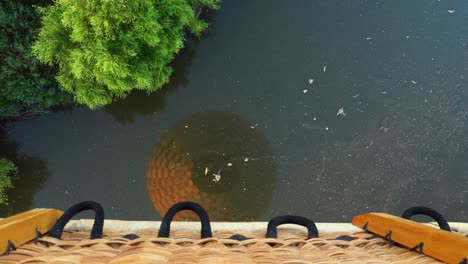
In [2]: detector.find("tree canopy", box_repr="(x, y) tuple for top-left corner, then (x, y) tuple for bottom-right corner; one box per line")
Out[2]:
(33, 0), (219, 108)
(0, 158), (16, 205)
(0, 0), (71, 119)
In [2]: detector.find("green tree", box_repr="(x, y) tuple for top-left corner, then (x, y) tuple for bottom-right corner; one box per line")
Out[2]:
(33, 0), (219, 108)
(0, 158), (16, 205)
(0, 0), (72, 119)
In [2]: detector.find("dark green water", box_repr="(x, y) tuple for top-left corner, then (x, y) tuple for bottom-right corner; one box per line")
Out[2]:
(1, 0), (467, 222)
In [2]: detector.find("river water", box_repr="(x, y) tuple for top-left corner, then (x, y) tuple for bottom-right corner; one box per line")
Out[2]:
(1, 0), (467, 222)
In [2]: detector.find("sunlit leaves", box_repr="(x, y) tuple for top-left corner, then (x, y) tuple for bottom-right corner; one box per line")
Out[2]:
(33, 0), (219, 108)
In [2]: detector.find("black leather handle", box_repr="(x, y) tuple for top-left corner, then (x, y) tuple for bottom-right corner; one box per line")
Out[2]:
(402, 206), (451, 231)
(266, 215), (319, 239)
(49, 201), (104, 239)
(158, 201), (212, 238)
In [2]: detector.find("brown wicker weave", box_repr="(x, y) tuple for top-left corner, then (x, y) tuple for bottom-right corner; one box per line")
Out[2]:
(0, 229), (450, 264)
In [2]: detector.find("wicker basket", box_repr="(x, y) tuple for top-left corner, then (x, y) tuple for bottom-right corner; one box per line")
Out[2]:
(0, 229), (448, 264)
(1, 202), (466, 263)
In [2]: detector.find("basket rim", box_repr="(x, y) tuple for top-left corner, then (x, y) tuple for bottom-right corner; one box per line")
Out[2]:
(62, 219), (468, 233)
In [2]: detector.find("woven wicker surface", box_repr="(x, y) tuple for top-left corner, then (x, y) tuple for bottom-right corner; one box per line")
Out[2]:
(1, 229), (459, 264)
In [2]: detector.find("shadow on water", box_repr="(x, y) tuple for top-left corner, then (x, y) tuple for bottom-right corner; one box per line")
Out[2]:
(146, 111), (276, 221)
(0, 123), (49, 217)
(104, 43), (196, 125)
(197, 6), (219, 40)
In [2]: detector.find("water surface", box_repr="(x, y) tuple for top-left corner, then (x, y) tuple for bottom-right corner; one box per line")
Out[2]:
(1, 0), (467, 222)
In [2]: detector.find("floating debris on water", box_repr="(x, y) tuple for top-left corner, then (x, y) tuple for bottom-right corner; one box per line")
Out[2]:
(308, 79), (314, 84)
(353, 93), (360, 98)
(212, 170), (221, 183)
(366, 37), (373, 40)
(381, 91), (387, 94)
(185, 125), (189, 128)
(448, 10), (455, 13)
(337, 107), (347, 116)
(313, 117), (317, 121)
(323, 66), (327, 72)
(227, 163), (233, 166)
(243, 187), (247, 191)
(411, 80), (417, 84)
(213, 175), (220, 182)
(205, 167), (209, 175)
(325, 126), (329, 131)
(244, 157), (249, 162)
(303, 89), (308, 93)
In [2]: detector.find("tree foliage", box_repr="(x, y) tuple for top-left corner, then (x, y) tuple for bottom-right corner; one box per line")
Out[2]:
(0, 158), (16, 205)
(33, 0), (219, 108)
(0, 0), (71, 119)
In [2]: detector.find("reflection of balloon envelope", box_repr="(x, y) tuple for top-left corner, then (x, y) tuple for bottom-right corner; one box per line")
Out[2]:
(147, 111), (275, 221)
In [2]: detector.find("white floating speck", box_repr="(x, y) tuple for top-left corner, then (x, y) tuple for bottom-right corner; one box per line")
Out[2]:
(308, 79), (314, 85)
(353, 93), (360, 98)
(325, 127), (329, 131)
(425, 97), (428, 103)
(313, 117), (317, 121)
(366, 37), (373, 40)
(337, 107), (347, 116)
(243, 188), (247, 191)
(212, 173), (221, 183)
(185, 125), (188, 128)
(205, 167), (209, 175)
(212, 170), (221, 183)
(244, 158), (249, 162)
(381, 91), (387, 94)
(448, 10), (455, 13)
(303, 89), (308, 94)
(406, 35), (410, 39)
(323, 66), (327, 72)
(227, 163), (233, 166)
(411, 80), (417, 84)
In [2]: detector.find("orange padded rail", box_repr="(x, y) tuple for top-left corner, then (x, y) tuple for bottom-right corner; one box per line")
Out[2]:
(352, 213), (468, 264)
(0, 208), (63, 254)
